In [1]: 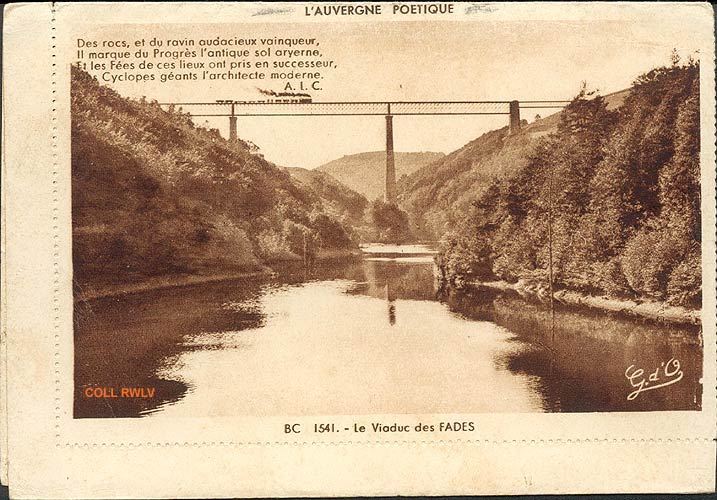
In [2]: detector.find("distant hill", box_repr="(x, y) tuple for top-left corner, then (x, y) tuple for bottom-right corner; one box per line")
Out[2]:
(316, 151), (445, 201)
(398, 90), (630, 239)
(71, 66), (359, 290)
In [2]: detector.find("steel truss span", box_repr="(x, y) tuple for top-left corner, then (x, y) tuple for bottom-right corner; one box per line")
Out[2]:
(159, 100), (570, 117)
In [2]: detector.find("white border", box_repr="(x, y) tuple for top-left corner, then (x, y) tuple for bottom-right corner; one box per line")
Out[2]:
(2, 2), (715, 497)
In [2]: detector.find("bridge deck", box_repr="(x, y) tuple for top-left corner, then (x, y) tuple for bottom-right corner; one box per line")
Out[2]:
(159, 100), (570, 117)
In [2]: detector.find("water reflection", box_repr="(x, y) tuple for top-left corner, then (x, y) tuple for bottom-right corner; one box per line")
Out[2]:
(74, 248), (703, 418)
(73, 277), (268, 417)
(346, 258), (437, 329)
(443, 286), (702, 412)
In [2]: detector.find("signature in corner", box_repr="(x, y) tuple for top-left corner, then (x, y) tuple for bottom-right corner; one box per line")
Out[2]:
(625, 358), (683, 401)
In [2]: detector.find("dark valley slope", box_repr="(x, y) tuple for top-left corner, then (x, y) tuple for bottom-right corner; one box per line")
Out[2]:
(283, 166), (368, 225)
(71, 66), (361, 292)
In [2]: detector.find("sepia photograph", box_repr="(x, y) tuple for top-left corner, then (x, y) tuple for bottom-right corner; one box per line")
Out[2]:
(3, 2), (717, 497)
(70, 19), (704, 419)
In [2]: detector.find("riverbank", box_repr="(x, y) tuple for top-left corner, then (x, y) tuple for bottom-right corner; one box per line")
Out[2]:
(74, 270), (272, 302)
(468, 280), (701, 326)
(75, 248), (364, 302)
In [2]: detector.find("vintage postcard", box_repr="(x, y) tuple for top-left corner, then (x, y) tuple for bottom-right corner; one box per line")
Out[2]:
(1, 1), (716, 497)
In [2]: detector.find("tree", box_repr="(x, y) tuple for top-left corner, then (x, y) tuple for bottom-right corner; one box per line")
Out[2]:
(370, 200), (412, 243)
(435, 58), (701, 306)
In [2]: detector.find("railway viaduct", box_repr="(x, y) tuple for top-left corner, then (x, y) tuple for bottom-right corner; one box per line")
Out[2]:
(161, 100), (568, 204)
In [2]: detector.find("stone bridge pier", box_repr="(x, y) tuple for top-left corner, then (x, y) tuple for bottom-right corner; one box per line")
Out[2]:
(385, 110), (396, 205)
(509, 100), (521, 134)
(229, 116), (237, 141)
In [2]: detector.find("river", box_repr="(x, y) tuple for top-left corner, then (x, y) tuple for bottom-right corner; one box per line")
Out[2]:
(74, 244), (702, 418)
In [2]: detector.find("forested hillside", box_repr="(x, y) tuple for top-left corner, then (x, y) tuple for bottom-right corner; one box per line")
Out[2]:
(72, 66), (358, 289)
(284, 166), (368, 225)
(317, 151), (444, 200)
(398, 91), (627, 239)
(436, 60), (701, 307)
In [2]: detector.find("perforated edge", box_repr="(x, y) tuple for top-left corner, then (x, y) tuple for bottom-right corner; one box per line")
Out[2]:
(51, 1), (61, 441)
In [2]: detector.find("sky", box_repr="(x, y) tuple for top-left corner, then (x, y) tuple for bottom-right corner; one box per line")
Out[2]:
(79, 17), (705, 169)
